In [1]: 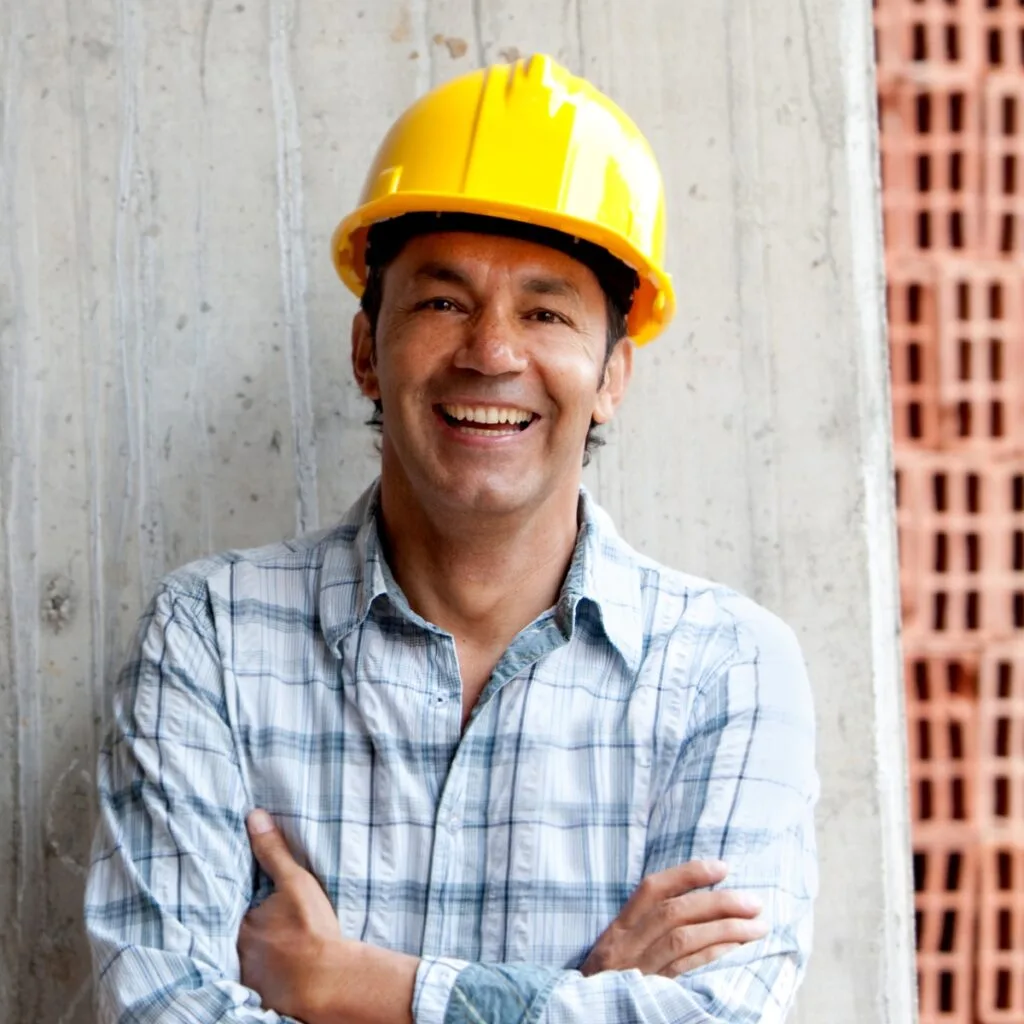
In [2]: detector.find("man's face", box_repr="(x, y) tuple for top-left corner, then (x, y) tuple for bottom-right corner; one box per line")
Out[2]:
(351, 231), (632, 519)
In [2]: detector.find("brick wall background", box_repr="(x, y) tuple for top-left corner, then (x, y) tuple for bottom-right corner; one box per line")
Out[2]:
(877, 1), (1024, 1019)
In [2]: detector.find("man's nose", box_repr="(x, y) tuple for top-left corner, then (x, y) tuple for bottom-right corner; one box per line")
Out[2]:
(452, 306), (529, 376)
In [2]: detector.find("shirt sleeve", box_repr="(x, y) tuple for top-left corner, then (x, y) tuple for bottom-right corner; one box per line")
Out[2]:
(84, 583), (295, 1024)
(413, 608), (819, 1024)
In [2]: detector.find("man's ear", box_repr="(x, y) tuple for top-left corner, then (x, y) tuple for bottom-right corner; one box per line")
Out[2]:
(351, 310), (380, 401)
(592, 338), (634, 425)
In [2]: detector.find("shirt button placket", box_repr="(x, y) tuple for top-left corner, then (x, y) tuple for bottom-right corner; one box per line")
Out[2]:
(422, 634), (464, 956)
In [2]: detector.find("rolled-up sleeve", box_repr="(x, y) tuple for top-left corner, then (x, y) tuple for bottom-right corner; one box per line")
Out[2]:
(85, 583), (292, 1024)
(414, 606), (819, 1024)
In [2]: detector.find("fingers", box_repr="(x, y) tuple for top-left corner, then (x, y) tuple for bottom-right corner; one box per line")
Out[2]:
(247, 810), (300, 885)
(638, 888), (762, 938)
(615, 860), (729, 929)
(642, 916), (769, 975)
(659, 942), (743, 979)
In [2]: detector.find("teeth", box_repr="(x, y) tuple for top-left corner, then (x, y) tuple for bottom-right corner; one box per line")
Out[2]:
(442, 404), (532, 425)
(459, 426), (519, 436)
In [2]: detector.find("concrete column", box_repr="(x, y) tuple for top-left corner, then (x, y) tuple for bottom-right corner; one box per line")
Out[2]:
(0, 1), (915, 1021)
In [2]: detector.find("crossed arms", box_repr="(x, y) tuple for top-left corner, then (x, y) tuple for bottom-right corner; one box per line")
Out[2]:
(85, 584), (818, 1024)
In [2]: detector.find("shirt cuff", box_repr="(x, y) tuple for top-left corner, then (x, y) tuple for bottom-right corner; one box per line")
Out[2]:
(414, 958), (564, 1024)
(413, 956), (470, 1024)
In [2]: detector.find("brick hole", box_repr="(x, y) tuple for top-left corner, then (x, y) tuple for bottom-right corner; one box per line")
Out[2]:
(935, 531), (949, 571)
(913, 22), (928, 59)
(921, 778), (934, 818)
(958, 338), (971, 379)
(909, 404), (923, 438)
(934, 472), (949, 510)
(990, 26), (1004, 64)
(1014, 591), (1024, 626)
(997, 969), (1012, 1009)
(939, 909), (957, 952)
(909, 342), (923, 382)
(915, 659), (930, 699)
(950, 210), (964, 247)
(948, 660), (965, 694)
(997, 716), (1010, 756)
(917, 92), (933, 133)
(919, 717), (933, 759)
(1003, 154), (1016, 195)
(995, 775), (1010, 815)
(1014, 530), (1023, 570)
(967, 472), (981, 511)
(917, 153), (931, 192)
(990, 281), (1004, 318)
(908, 283), (922, 322)
(945, 23), (959, 61)
(990, 339), (1004, 380)
(918, 210), (932, 248)
(950, 150), (963, 191)
(1004, 95), (1017, 136)
(1019, 25), (1024, 65)
(946, 850), (962, 889)
(952, 776), (966, 817)
(949, 720), (964, 758)
(915, 917), (924, 953)
(998, 850), (1012, 889)
(966, 590), (980, 628)
(967, 532), (980, 571)
(957, 281), (970, 318)
(957, 400), (972, 435)
(998, 660), (1013, 698)
(1000, 214), (1015, 252)
(915, 849), (928, 890)
(895, 468), (903, 506)
(939, 971), (955, 1012)
(999, 908), (1013, 950)
(1013, 474), (1024, 510)
(934, 591), (948, 630)
(950, 92), (965, 132)
(991, 400), (1005, 437)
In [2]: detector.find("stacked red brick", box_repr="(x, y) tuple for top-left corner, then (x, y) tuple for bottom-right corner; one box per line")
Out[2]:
(878, 1), (1024, 1020)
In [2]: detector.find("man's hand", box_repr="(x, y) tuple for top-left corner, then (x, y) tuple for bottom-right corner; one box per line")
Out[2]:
(238, 810), (345, 1021)
(580, 860), (768, 978)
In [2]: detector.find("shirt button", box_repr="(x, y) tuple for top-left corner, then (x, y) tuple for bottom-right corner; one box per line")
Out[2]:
(448, 814), (461, 833)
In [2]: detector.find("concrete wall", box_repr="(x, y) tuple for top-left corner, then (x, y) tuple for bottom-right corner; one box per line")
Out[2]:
(0, 1), (916, 1021)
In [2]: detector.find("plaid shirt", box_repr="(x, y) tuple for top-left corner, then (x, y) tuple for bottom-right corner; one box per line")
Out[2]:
(85, 482), (818, 1024)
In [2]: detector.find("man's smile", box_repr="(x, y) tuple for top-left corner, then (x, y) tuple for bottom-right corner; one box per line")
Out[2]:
(436, 403), (539, 437)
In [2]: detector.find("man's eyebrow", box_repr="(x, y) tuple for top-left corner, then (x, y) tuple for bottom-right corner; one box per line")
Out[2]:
(411, 262), (474, 289)
(521, 276), (581, 301)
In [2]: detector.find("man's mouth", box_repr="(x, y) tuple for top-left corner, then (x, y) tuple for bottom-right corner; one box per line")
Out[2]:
(437, 403), (537, 436)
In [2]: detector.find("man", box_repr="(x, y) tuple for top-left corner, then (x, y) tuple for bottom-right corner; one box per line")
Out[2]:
(85, 55), (817, 1024)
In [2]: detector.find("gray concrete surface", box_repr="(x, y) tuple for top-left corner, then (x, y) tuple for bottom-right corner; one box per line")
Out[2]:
(0, 1), (916, 1021)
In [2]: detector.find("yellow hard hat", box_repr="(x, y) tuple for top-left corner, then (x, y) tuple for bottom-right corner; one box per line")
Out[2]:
(331, 54), (675, 345)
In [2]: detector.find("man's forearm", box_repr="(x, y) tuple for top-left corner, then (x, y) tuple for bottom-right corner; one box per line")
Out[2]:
(303, 940), (419, 1024)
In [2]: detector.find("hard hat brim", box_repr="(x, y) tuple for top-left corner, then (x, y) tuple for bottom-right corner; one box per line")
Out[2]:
(332, 193), (675, 346)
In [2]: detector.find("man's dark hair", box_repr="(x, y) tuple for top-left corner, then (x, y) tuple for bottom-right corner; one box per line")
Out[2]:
(358, 213), (636, 465)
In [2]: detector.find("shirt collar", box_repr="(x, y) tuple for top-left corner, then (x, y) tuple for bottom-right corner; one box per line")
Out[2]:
(319, 480), (644, 674)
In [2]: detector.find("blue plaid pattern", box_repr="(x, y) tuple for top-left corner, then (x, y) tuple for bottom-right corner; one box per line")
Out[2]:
(85, 481), (818, 1024)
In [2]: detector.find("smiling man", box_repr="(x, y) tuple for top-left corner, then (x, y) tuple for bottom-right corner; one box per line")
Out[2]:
(85, 56), (818, 1024)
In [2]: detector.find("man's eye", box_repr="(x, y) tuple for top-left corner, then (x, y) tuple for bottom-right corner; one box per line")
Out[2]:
(528, 309), (568, 325)
(418, 298), (459, 313)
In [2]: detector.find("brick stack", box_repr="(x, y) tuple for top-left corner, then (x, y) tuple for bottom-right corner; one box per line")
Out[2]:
(877, 1), (1024, 1020)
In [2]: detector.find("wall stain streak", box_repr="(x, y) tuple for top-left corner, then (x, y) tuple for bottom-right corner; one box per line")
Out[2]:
(269, 0), (319, 534)
(1, 3), (43, 1016)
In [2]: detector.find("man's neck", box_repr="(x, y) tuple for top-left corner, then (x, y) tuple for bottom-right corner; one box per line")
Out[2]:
(376, 478), (581, 653)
